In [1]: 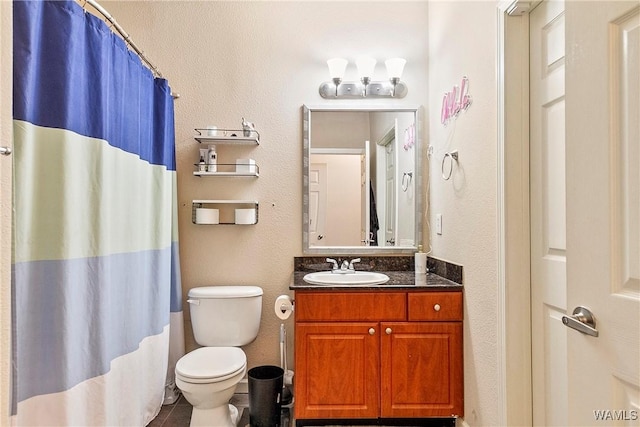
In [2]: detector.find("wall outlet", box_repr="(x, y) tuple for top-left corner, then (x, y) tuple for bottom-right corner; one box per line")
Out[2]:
(436, 214), (443, 235)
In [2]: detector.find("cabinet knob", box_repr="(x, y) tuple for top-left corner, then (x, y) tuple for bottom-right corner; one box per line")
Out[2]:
(385, 327), (392, 335)
(434, 304), (441, 312)
(368, 328), (375, 335)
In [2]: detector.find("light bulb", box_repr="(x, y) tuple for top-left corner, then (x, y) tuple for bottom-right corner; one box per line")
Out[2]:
(327, 58), (348, 79)
(356, 56), (376, 79)
(385, 58), (406, 79)
(385, 58), (406, 96)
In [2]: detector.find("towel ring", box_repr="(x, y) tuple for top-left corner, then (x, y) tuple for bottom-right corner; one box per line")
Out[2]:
(441, 150), (459, 180)
(402, 172), (413, 192)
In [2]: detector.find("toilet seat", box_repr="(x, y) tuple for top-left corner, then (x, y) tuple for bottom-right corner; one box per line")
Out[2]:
(176, 347), (246, 384)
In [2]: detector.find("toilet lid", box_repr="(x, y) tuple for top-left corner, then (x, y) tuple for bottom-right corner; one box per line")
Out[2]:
(176, 347), (246, 380)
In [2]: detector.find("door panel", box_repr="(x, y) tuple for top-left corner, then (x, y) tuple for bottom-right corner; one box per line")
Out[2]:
(565, 2), (640, 424)
(380, 322), (463, 418)
(294, 322), (380, 420)
(309, 163), (327, 246)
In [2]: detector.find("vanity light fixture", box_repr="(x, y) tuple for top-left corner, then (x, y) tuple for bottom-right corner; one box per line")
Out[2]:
(319, 57), (408, 99)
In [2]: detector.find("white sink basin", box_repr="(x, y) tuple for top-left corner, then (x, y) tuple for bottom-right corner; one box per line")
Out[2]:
(303, 271), (390, 286)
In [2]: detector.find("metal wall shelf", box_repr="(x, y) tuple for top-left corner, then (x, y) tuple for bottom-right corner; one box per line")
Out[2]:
(193, 163), (259, 177)
(194, 128), (260, 145)
(192, 200), (259, 225)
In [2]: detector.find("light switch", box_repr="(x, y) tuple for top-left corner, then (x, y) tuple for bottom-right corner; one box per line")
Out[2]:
(436, 214), (443, 235)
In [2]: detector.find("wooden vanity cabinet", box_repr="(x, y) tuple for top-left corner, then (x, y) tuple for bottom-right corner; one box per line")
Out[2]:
(294, 290), (463, 423)
(294, 321), (381, 419)
(380, 321), (463, 418)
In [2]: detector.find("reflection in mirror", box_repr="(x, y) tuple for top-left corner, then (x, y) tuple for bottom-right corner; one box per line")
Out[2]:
(303, 105), (423, 254)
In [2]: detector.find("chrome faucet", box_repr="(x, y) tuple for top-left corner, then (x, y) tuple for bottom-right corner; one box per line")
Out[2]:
(326, 258), (339, 271)
(327, 258), (361, 274)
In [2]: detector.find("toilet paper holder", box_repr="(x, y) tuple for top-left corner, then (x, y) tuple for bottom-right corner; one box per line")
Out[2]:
(279, 299), (294, 313)
(275, 295), (294, 320)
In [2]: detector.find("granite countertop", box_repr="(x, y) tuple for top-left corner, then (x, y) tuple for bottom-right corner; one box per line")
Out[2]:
(290, 256), (463, 291)
(289, 270), (462, 290)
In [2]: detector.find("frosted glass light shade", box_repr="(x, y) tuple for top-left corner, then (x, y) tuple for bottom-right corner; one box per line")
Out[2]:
(356, 56), (377, 78)
(327, 58), (348, 79)
(385, 58), (406, 79)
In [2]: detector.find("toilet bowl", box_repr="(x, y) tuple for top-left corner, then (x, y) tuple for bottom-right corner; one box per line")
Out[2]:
(175, 347), (247, 427)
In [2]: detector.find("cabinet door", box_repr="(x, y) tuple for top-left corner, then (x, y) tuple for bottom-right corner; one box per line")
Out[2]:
(380, 322), (463, 418)
(295, 322), (380, 420)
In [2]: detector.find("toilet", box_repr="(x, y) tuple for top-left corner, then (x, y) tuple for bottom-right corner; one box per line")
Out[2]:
(175, 286), (263, 427)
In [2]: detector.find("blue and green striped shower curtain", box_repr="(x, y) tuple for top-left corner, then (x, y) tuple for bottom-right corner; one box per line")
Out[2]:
(12, 1), (183, 424)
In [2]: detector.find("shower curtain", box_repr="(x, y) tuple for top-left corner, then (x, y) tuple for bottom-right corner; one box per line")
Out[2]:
(12, 1), (183, 425)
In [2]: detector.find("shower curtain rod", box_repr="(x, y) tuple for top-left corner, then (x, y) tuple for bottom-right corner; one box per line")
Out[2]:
(81, 0), (180, 99)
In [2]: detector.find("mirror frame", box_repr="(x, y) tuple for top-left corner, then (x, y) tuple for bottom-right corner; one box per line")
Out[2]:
(302, 104), (423, 255)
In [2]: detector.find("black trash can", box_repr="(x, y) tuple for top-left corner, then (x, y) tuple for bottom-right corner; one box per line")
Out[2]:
(248, 365), (284, 427)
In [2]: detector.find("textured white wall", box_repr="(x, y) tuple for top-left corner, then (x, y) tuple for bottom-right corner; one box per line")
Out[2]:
(101, 0), (430, 371)
(427, 2), (499, 426)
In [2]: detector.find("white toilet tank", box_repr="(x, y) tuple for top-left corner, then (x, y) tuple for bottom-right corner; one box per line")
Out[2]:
(188, 286), (263, 347)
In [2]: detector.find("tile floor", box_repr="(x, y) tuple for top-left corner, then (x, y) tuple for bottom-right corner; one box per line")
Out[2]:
(147, 394), (440, 427)
(147, 394), (194, 426)
(148, 393), (292, 427)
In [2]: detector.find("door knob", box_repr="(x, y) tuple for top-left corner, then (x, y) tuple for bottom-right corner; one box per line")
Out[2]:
(385, 327), (392, 334)
(368, 328), (375, 335)
(0, 147), (11, 156)
(562, 306), (599, 337)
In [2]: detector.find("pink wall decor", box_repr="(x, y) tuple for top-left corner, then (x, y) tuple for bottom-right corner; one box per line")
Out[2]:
(404, 123), (416, 151)
(441, 76), (472, 126)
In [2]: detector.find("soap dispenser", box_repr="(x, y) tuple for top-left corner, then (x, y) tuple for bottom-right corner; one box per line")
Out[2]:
(207, 145), (217, 172)
(415, 244), (427, 274)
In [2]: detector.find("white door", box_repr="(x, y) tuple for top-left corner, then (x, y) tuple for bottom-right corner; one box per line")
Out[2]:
(385, 138), (396, 246)
(309, 162), (327, 246)
(363, 141), (371, 246)
(531, 1), (640, 425)
(530, 1), (568, 425)
(564, 1), (639, 424)
(310, 154), (362, 246)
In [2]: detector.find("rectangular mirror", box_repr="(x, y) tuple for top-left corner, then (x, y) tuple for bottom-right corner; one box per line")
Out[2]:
(302, 105), (423, 254)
